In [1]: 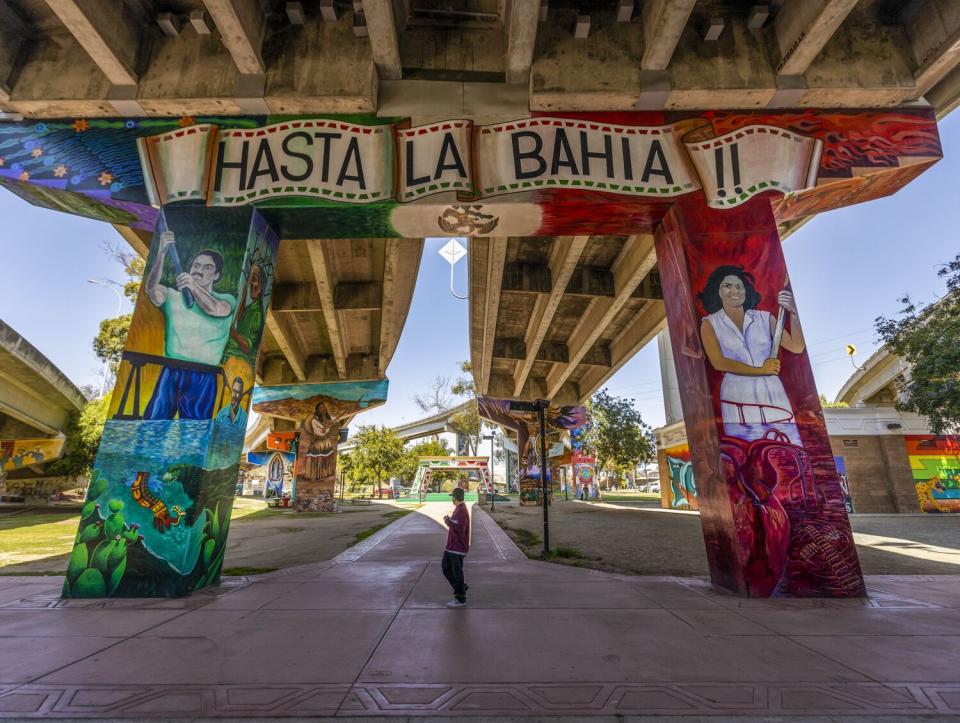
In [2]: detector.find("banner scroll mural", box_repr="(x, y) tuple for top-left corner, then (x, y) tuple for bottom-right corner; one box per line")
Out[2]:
(0, 110), (939, 239)
(141, 117), (823, 209)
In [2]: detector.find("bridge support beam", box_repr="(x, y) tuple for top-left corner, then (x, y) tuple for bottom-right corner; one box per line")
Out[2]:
(65, 206), (280, 598)
(655, 194), (865, 598)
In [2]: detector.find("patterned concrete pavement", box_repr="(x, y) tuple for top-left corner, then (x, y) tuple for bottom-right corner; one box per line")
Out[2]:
(0, 502), (959, 719)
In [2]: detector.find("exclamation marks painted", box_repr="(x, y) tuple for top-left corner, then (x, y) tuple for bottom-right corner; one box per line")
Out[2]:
(715, 142), (743, 198)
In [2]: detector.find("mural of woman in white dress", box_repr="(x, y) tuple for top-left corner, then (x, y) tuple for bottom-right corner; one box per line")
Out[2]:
(698, 265), (806, 444)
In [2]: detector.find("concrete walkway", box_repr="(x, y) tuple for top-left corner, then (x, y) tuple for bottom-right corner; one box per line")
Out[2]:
(0, 502), (959, 719)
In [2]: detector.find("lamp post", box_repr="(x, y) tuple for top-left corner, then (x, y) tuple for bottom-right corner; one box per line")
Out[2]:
(87, 278), (124, 397)
(481, 433), (494, 510)
(535, 399), (550, 555)
(507, 399), (552, 556)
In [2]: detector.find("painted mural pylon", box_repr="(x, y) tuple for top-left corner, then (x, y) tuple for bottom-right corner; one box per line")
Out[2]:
(657, 194), (865, 597)
(65, 206), (279, 598)
(252, 381), (388, 512)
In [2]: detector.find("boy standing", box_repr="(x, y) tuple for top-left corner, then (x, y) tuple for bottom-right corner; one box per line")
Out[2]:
(442, 487), (470, 607)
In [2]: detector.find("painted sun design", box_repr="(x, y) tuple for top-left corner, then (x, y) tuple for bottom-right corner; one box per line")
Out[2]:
(18, 170), (29, 181)
(30, 147), (43, 158)
(0, 157), (5, 167)
(178, 116), (195, 127)
(53, 164), (68, 178)
(98, 171), (113, 186)
(72, 119), (89, 132)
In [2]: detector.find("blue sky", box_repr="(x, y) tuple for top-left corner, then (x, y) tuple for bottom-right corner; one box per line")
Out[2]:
(0, 110), (957, 432)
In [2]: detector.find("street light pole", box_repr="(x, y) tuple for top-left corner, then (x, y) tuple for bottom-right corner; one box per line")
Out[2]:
(482, 433), (495, 511)
(537, 399), (550, 555)
(87, 278), (124, 397)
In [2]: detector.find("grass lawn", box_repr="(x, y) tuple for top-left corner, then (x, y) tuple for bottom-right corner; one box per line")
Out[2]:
(597, 491), (661, 501)
(0, 510), (78, 570)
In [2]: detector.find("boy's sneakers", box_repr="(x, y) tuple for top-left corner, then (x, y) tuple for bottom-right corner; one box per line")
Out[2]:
(446, 599), (467, 608)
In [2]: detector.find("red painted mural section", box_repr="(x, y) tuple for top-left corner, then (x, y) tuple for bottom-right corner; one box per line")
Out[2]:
(532, 109), (941, 236)
(657, 193), (865, 598)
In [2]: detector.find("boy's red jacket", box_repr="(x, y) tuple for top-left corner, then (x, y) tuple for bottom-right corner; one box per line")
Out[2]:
(444, 503), (470, 554)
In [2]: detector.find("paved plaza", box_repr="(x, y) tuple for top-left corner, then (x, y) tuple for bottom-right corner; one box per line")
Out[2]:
(0, 503), (958, 719)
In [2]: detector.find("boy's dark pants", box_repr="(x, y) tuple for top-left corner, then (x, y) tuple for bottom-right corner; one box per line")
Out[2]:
(442, 551), (467, 602)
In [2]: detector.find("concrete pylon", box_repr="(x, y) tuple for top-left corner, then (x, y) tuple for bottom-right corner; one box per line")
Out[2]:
(64, 206), (279, 598)
(657, 328), (684, 427)
(655, 193), (865, 598)
(251, 380), (389, 512)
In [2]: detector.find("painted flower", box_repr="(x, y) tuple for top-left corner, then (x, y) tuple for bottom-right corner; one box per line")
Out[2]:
(30, 147), (43, 158)
(53, 164), (68, 178)
(72, 119), (89, 132)
(18, 170), (29, 181)
(98, 171), (113, 186)
(177, 116), (195, 127)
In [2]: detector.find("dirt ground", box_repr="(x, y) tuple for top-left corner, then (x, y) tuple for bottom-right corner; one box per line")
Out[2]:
(488, 498), (960, 577)
(221, 499), (413, 571)
(0, 498), (415, 575)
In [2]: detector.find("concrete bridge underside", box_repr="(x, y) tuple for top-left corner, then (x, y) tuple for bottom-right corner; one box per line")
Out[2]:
(2, 1), (960, 407)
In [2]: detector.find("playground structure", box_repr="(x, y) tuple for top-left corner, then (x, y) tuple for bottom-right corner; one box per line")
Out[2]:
(408, 456), (491, 503)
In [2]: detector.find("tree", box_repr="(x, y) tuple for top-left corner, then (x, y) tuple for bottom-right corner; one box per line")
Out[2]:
(819, 394), (849, 409)
(449, 361), (483, 454)
(46, 396), (110, 479)
(92, 243), (144, 386)
(338, 452), (357, 492)
(348, 425), (407, 498)
(411, 376), (452, 415)
(876, 253), (960, 435)
(93, 315), (134, 376)
(411, 361), (487, 454)
(583, 389), (655, 487)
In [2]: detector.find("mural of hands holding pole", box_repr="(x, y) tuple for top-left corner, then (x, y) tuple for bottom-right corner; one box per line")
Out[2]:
(159, 230), (195, 308)
(154, 210), (192, 308)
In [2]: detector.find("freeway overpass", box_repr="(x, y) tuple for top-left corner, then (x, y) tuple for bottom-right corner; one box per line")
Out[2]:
(0, 318), (86, 482)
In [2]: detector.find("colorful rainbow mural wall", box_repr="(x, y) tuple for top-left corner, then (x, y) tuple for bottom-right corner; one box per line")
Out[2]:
(907, 435), (960, 513)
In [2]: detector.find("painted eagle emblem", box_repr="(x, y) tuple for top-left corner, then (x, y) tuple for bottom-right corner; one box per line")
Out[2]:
(437, 205), (500, 236)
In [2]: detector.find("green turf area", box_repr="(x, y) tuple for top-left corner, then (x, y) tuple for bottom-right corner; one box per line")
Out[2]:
(0, 511), (79, 568)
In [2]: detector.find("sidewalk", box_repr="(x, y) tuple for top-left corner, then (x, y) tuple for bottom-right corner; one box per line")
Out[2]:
(0, 502), (958, 719)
